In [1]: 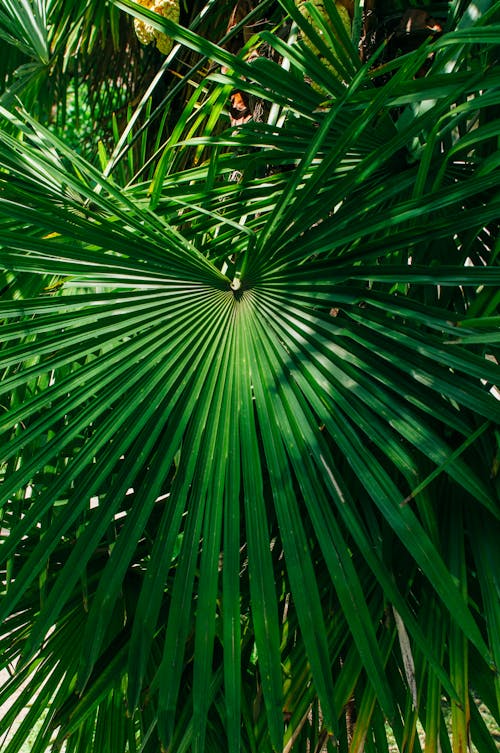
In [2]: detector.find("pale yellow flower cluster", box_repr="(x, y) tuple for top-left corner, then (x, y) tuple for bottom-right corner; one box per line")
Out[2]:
(133, 0), (180, 55)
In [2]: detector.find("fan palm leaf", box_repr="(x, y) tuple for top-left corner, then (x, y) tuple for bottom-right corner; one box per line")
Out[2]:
(1, 1), (500, 751)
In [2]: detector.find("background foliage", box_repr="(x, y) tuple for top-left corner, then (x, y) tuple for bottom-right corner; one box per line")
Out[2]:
(1, 0), (499, 752)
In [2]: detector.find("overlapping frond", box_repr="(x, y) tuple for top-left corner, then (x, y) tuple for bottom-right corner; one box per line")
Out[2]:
(1, 1), (500, 752)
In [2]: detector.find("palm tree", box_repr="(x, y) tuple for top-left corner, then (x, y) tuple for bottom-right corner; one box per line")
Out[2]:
(1, 1), (499, 752)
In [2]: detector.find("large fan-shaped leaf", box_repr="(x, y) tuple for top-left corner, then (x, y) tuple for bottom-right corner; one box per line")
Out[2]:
(1, 2), (500, 751)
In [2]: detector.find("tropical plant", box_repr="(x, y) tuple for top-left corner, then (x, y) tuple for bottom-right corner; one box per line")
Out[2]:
(1, 0), (500, 752)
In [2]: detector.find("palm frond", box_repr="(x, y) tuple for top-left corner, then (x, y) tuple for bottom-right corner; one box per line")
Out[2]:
(1, 1), (500, 752)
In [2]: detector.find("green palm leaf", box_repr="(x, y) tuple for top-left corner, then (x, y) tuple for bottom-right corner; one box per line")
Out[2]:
(1, 1), (500, 751)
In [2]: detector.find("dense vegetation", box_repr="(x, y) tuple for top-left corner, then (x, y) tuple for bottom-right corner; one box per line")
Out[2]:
(1, 1), (499, 751)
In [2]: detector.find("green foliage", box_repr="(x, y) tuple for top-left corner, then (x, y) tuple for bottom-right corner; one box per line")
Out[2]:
(1, 1), (500, 752)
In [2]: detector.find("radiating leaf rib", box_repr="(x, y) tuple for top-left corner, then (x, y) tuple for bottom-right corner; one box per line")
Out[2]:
(0, 287), (217, 434)
(157, 302), (235, 748)
(1, 288), (234, 630)
(237, 299), (284, 752)
(156, 485), (206, 748)
(0, 287), (230, 503)
(255, 285), (497, 510)
(222, 314), (244, 753)
(123, 296), (237, 710)
(246, 291), (396, 720)
(192, 318), (238, 753)
(245, 304), (338, 735)
(249, 299), (491, 671)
